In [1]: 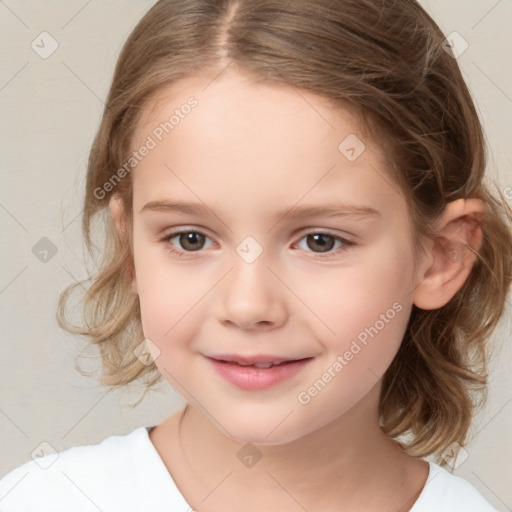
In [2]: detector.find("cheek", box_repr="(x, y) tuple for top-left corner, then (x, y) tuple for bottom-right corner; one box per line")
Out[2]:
(132, 233), (206, 347)
(293, 240), (413, 368)
(291, 249), (412, 420)
(135, 263), (209, 381)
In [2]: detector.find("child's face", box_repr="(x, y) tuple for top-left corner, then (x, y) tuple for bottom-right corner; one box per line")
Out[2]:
(125, 69), (422, 444)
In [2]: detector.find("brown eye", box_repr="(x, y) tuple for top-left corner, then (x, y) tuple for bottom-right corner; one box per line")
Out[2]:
(176, 232), (206, 251)
(162, 230), (214, 256)
(305, 233), (337, 253)
(295, 231), (355, 259)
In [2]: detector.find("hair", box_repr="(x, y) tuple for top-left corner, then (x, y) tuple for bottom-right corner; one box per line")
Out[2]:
(57, 0), (512, 467)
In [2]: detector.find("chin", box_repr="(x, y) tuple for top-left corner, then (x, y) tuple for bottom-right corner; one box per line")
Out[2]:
(219, 412), (318, 447)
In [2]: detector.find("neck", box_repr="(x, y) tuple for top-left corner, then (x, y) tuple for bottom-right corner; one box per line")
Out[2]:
(175, 384), (420, 511)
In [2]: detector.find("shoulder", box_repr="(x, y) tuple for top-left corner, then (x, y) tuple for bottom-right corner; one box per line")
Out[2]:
(411, 461), (498, 512)
(0, 426), (158, 512)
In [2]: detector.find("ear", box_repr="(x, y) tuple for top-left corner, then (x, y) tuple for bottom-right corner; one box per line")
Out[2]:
(412, 198), (486, 310)
(109, 193), (138, 295)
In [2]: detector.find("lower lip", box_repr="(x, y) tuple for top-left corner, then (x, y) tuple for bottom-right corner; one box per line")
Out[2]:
(207, 357), (313, 391)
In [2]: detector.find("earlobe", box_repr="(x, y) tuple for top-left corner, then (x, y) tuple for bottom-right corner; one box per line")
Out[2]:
(109, 193), (126, 237)
(412, 198), (486, 310)
(108, 193), (138, 295)
(130, 270), (138, 295)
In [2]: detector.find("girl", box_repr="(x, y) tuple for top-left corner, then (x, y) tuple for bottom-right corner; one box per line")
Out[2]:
(1, 0), (511, 510)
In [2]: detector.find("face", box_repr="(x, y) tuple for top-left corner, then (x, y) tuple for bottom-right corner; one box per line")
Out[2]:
(123, 68), (420, 445)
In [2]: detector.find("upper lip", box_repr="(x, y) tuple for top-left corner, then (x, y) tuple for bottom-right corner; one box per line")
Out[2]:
(207, 354), (311, 365)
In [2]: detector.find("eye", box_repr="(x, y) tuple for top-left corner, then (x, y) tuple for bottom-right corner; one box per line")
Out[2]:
(294, 232), (355, 259)
(160, 229), (215, 257)
(160, 229), (355, 259)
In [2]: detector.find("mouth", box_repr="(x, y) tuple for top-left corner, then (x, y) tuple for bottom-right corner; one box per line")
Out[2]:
(208, 354), (312, 367)
(205, 354), (314, 390)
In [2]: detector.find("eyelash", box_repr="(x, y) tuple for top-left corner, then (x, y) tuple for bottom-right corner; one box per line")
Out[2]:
(159, 228), (355, 260)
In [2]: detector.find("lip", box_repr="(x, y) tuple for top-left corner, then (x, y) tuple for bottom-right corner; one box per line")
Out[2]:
(208, 353), (305, 365)
(205, 355), (313, 391)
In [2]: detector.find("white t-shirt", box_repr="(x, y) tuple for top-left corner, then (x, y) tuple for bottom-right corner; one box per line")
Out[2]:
(0, 426), (498, 511)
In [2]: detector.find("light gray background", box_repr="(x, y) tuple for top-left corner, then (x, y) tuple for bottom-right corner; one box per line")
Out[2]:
(1, 1), (511, 509)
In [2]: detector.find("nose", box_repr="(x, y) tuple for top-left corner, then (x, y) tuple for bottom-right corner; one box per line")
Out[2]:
(216, 250), (288, 331)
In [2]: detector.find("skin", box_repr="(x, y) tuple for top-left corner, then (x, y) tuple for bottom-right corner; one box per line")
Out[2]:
(109, 67), (486, 512)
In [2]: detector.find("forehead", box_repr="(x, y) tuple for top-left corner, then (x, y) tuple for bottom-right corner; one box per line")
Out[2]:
(129, 69), (404, 222)
(137, 67), (359, 135)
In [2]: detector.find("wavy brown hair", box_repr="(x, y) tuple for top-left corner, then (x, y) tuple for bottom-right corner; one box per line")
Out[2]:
(57, 0), (512, 467)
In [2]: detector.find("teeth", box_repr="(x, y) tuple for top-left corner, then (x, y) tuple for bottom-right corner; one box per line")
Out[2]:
(231, 361), (276, 368)
(219, 359), (301, 367)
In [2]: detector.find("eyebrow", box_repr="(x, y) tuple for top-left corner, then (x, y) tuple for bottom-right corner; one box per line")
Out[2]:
(140, 200), (381, 221)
